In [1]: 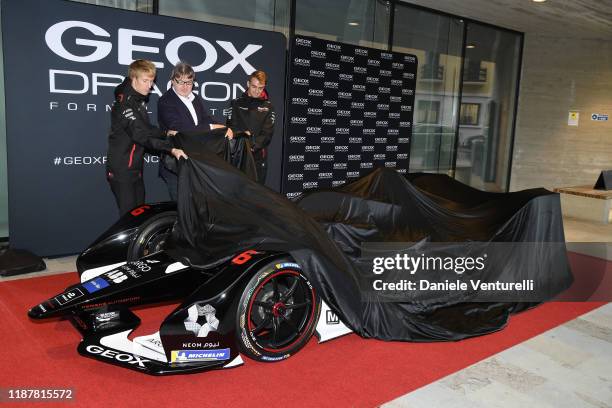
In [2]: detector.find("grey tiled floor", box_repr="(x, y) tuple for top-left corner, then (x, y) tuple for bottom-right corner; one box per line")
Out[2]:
(383, 303), (612, 408)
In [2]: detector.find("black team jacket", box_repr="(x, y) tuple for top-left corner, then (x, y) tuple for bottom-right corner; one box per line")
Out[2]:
(226, 91), (275, 160)
(107, 78), (174, 180)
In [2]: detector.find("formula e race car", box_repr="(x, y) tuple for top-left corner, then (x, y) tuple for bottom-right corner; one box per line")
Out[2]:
(28, 202), (352, 375)
(28, 152), (573, 375)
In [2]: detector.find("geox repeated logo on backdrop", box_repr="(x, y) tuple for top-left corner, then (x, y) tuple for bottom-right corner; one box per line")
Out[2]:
(284, 36), (417, 196)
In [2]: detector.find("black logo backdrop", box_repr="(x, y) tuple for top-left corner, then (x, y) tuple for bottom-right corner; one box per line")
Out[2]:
(282, 36), (417, 197)
(1, 0), (286, 256)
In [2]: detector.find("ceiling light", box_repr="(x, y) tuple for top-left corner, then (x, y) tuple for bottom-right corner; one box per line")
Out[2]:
(348, 22), (359, 26)
(466, 44), (476, 49)
(532, 0), (547, 3)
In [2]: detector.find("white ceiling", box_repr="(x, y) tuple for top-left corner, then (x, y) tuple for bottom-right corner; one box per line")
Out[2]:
(401, 0), (612, 39)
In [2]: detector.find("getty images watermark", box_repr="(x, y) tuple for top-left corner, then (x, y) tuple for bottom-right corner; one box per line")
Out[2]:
(359, 242), (576, 303)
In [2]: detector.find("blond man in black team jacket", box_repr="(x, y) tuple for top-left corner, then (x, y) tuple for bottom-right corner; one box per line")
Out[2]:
(226, 70), (275, 184)
(106, 59), (187, 216)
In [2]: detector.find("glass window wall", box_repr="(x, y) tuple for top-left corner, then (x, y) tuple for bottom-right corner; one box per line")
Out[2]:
(67, 0), (153, 12)
(455, 23), (521, 192)
(391, 5), (464, 174)
(160, 0), (290, 39)
(295, 0), (390, 49)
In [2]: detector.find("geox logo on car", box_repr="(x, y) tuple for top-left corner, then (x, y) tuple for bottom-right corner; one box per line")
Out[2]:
(322, 118), (336, 126)
(309, 89), (324, 96)
(340, 55), (354, 63)
(303, 181), (318, 189)
(339, 73), (353, 81)
(290, 136), (306, 143)
(326, 310), (339, 325)
(333, 163), (347, 170)
(404, 55), (416, 63)
(171, 349), (230, 362)
(308, 108), (322, 115)
(86, 345), (150, 367)
(380, 69), (392, 77)
(326, 43), (341, 52)
(323, 100), (337, 107)
(296, 38), (312, 47)
(325, 62), (340, 70)
(355, 48), (368, 56)
(381, 52), (393, 60)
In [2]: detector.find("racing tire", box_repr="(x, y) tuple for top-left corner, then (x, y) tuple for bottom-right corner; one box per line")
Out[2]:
(127, 211), (177, 261)
(236, 258), (321, 362)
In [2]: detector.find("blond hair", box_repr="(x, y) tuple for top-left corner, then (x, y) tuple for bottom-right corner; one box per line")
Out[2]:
(128, 59), (156, 79)
(248, 70), (267, 85)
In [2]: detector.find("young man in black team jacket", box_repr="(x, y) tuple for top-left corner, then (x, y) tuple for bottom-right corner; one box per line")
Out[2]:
(106, 59), (187, 216)
(226, 70), (275, 184)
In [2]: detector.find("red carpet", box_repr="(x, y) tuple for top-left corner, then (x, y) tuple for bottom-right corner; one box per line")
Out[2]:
(0, 255), (606, 408)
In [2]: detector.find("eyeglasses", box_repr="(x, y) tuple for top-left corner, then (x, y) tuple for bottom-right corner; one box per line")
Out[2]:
(174, 79), (194, 86)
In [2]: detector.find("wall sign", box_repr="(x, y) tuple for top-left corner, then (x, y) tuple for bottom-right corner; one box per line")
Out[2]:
(2, 0), (286, 255)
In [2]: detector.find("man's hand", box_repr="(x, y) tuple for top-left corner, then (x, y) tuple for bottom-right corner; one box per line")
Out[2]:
(225, 127), (234, 140)
(167, 130), (178, 136)
(171, 148), (188, 160)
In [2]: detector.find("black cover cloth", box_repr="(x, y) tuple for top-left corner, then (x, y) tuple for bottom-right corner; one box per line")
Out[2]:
(168, 141), (573, 341)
